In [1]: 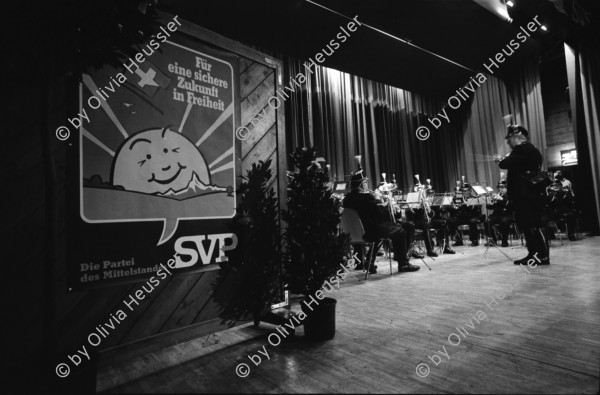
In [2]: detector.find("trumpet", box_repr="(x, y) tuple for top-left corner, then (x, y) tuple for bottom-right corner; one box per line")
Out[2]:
(491, 193), (504, 203)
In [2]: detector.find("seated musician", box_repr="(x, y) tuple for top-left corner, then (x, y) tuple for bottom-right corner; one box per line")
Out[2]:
(420, 180), (455, 254)
(484, 180), (513, 247)
(343, 170), (419, 272)
(547, 171), (577, 241)
(404, 183), (439, 257)
(376, 180), (420, 259)
(429, 206), (456, 254)
(450, 182), (483, 246)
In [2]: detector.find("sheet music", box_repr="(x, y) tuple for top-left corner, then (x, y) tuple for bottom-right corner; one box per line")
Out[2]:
(472, 185), (487, 196)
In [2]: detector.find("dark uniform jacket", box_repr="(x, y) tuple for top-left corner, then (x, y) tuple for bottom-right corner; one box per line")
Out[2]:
(498, 142), (543, 200)
(343, 190), (398, 241)
(488, 194), (512, 217)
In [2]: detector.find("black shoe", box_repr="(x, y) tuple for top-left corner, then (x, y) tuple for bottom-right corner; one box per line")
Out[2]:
(443, 246), (455, 254)
(514, 256), (529, 265)
(514, 255), (549, 265)
(377, 251), (384, 256)
(471, 241), (479, 246)
(501, 241), (509, 247)
(453, 240), (464, 247)
(568, 236), (577, 241)
(398, 263), (420, 272)
(427, 250), (438, 257)
(411, 251), (425, 259)
(368, 266), (377, 274)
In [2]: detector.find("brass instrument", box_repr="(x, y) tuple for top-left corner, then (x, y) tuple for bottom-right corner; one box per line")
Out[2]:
(414, 175), (433, 222)
(491, 193), (504, 203)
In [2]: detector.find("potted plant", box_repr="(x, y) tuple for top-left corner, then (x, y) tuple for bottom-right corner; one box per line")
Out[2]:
(220, 159), (285, 326)
(283, 147), (351, 340)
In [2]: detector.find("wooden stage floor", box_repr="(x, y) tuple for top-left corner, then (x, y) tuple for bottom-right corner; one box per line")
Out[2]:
(102, 236), (600, 393)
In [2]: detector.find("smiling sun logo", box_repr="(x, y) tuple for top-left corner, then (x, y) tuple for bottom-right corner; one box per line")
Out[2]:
(112, 127), (218, 197)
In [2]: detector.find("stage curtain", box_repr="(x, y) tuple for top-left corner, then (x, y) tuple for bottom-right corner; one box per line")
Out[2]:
(460, 75), (513, 190)
(283, 57), (547, 195)
(459, 60), (547, 191)
(505, 58), (548, 164)
(565, 41), (600, 233)
(284, 58), (469, 192)
(284, 56), (313, 155)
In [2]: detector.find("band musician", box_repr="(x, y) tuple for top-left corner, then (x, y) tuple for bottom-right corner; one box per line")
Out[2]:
(496, 124), (550, 265)
(450, 182), (483, 247)
(343, 170), (420, 273)
(404, 182), (439, 257)
(483, 180), (513, 247)
(546, 170), (577, 241)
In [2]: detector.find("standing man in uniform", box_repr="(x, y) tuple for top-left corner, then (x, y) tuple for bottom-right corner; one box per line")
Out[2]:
(496, 125), (550, 265)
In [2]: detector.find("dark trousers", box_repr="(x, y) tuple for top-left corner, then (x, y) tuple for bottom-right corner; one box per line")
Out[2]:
(430, 218), (450, 246)
(412, 220), (434, 252)
(397, 220), (415, 243)
(485, 215), (511, 243)
(385, 225), (409, 264)
(515, 198), (548, 258)
(453, 216), (480, 242)
(358, 224), (409, 266)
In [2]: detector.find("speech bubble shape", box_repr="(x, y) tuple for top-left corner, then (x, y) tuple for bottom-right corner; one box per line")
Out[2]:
(78, 40), (237, 246)
(81, 186), (235, 245)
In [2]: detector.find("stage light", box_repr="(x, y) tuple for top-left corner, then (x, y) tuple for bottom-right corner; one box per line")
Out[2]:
(506, 1), (514, 7)
(541, 25), (548, 31)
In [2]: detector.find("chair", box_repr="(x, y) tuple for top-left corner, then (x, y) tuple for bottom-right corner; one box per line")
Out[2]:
(410, 229), (429, 256)
(547, 221), (565, 246)
(433, 227), (446, 254)
(509, 222), (523, 246)
(340, 208), (393, 279)
(477, 223), (485, 244)
(456, 224), (470, 243)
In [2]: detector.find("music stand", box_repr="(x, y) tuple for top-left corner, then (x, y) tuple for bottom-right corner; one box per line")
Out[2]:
(477, 185), (514, 264)
(334, 181), (349, 194)
(405, 191), (421, 207)
(471, 185), (487, 196)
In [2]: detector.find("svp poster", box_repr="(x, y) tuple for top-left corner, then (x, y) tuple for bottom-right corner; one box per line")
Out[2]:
(68, 39), (240, 290)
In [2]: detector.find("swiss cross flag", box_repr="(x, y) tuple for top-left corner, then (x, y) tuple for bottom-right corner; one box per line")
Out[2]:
(132, 62), (171, 97)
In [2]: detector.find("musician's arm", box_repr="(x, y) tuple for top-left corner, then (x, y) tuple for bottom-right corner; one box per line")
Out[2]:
(567, 180), (575, 196)
(498, 146), (527, 169)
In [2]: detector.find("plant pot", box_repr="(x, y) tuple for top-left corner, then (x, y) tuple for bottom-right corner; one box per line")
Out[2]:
(301, 296), (337, 340)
